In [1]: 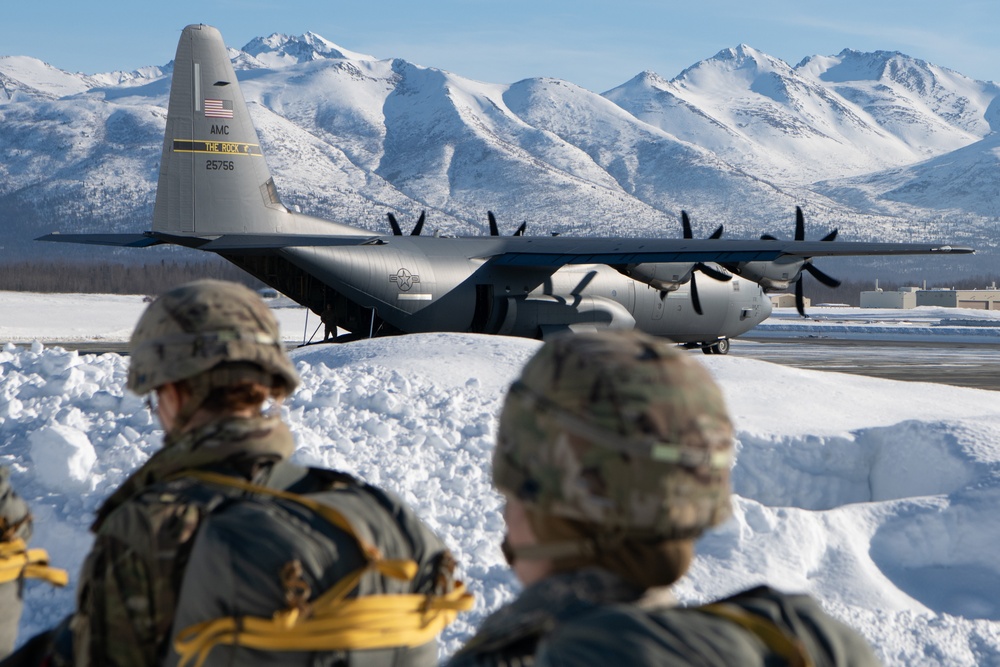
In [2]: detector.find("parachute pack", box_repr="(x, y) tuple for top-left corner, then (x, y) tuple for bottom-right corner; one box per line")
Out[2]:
(164, 468), (472, 667)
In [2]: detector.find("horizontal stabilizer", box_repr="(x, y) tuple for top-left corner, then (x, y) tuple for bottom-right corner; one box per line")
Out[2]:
(36, 233), (164, 248)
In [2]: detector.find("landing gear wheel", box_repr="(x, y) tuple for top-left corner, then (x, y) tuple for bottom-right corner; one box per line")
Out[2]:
(711, 338), (731, 355)
(701, 345), (713, 355)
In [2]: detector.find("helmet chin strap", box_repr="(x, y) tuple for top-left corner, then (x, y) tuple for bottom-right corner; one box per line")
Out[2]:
(162, 381), (213, 443)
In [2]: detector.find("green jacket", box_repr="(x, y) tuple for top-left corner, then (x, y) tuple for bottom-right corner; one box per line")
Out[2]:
(449, 567), (881, 667)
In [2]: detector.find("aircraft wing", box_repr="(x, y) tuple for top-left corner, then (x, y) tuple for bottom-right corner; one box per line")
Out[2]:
(198, 234), (378, 250)
(37, 230), (973, 264)
(482, 237), (974, 267)
(198, 234), (974, 262)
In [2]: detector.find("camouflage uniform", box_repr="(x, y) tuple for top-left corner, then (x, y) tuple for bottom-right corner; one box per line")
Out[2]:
(450, 567), (880, 666)
(30, 280), (457, 667)
(449, 330), (880, 667)
(1, 467), (32, 659)
(68, 415), (293, 665)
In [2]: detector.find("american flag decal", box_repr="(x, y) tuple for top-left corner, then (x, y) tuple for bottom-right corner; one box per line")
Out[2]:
(204, 99), (234, 118)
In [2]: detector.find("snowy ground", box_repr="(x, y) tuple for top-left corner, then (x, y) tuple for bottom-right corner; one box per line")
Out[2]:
(0, 291), (314, 345)
(3, 292), (1000, 665)
(754, 304), (1000, 344)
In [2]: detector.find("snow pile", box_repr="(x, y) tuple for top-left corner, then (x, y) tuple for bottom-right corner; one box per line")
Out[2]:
(3, 328), (1000, 664)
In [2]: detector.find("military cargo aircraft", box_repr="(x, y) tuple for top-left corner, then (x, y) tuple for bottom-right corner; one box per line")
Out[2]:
(39, 24), (973, 352)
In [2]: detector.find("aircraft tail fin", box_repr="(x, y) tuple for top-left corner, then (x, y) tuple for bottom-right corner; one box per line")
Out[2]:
(153, 24), (285, 236)
(153, 24), (369, 238)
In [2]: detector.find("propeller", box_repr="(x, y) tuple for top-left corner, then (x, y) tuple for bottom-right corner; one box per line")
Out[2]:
(765, 207), (841, 317)
(487, 211), (527, 236)
(680, 210), (732, 315)
(386, 211), (426, 236)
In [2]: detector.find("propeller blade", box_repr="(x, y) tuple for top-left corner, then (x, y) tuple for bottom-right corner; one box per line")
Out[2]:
(696, 262), (733, 282)
(690, 273), (703, 315)
(795, 278), (807, 317)
(821, 228), (838, 242)
(761, 234), (778, 241)
(708, 225), (724, 240)
(681, 211), (693, 239)
(514, 221), (527, 237)
(488, 211), (499, 237)
(387, 213), (403, 236)
(795, 206), (805, 241)
(804, 263), (842, 288)
(411, 211), (426, 236)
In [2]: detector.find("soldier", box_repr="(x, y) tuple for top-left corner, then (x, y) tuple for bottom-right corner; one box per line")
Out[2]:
(1, 466), (33, 659)
(12, 279), (465, 667)
(1, 468), (67, 661)
(449, 330), (881, 666)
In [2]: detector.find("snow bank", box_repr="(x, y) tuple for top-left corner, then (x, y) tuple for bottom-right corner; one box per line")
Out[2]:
(2, 334), (1000, 664)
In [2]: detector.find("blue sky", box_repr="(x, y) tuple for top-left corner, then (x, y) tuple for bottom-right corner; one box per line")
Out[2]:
(3, 0), (998, 91)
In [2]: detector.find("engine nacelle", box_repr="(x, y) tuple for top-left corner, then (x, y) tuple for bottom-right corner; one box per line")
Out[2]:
(492, 294), (636, 338)
(613, 262), (695, 292)
(727, 258), (805, 292)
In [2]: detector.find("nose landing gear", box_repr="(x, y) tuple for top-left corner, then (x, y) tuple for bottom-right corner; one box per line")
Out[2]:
(701, 337), (730, 355)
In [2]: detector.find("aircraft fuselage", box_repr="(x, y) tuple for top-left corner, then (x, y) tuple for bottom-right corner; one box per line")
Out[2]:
(280, 237), (772, 341)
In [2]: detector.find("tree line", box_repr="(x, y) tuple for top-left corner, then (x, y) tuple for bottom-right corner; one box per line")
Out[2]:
(0, 259), (263, 295)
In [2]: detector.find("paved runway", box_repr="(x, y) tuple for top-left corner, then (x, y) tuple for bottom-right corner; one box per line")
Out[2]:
(733, 337), (1000, 391)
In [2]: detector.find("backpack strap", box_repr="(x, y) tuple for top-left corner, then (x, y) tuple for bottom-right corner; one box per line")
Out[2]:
(696, 602), (814, 667)
(169, 469), (473, 667)
(0, 537), (69, 588)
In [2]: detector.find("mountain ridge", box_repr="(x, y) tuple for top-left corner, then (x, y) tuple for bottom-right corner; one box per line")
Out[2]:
(0, 31), (995, 278)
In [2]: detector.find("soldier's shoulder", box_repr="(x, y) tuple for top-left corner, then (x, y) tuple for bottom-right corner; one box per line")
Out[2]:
(535, 586), (880, 667)
(720, 586), (881, 665)
(93, 475), (232, 543)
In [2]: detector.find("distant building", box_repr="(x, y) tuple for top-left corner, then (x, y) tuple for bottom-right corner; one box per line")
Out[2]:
(917, 288), (1000, 310)
(860, 286), (920, 309)
(770, 293), (808, 309)
(859, 282), (1000, 310)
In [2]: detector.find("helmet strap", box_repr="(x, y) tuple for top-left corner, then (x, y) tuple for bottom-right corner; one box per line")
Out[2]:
(164, 379), (212, 439)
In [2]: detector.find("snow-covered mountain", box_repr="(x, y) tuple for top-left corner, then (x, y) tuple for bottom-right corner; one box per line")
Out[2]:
(0, 33), (996, 274)
(605, 45), (998, 186)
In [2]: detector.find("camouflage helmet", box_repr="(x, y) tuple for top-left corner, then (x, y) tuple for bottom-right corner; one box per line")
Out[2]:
(494, 330), (733, 541)
(127, 279), (299, 396)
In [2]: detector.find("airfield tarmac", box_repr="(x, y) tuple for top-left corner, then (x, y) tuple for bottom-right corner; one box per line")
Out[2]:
(30, 338), (1000, 393)
(732, 337), (1000, 391)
